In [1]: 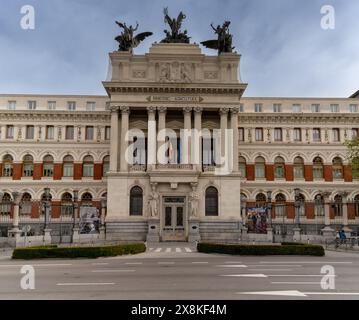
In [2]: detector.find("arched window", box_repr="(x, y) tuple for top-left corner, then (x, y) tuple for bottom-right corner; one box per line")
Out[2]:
(2, 154), (13, 177)
(255, 156), (265, 179)
(255, 193), (266, 208)
(205, 187), (218, 216)
(103, 155), (110, 176)
(275, 193), (286, 217)
(334, 194), (343, 217)
(20, 193), (32, 216)
(274, 156), (285, 179)
(61, 192), (73, 217)
(0, 193), (11, 215)
(83, 155), (94, 177)
(294, 156), (304, 179)
(43, 155), (54, 177)
(41, 192), (52, 217)
(332, 157), (343, 179)
(354, 195), (359, 217)
(238, 157), (246, 178)
(295, 193), (306, 216)
(313, 157), (324, 179)
(129, 186), (143, 216)
(63, 155), (74, 177)
(314, 194), (324, 216)
(23, 154), (34, 177)
(81, 192), (93, 207)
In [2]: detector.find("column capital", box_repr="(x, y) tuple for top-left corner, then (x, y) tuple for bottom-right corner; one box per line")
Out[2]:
(183, 107), (193, 114)
(12, 192), (22, 205)
(110, 106), (120, 113)
(219, 107), (230, 115)
(194, 106), (203, 113)
(157, 106), (167, 113)
(120, 106), (130, 114)
(230, 107), (240, 114)
(147, 106), (157, 114)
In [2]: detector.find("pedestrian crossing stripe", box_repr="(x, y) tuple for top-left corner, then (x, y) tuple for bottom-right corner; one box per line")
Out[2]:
(148, 247), (193, 253)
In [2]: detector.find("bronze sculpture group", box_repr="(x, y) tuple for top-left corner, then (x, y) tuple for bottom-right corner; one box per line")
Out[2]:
(115, 8), (235, 55)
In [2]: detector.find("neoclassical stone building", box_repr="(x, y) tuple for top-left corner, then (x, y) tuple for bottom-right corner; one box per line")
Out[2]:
(0, 42), (359, 243)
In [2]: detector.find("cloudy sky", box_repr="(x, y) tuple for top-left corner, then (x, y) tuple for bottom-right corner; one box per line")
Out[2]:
(0, 0), (358, 97)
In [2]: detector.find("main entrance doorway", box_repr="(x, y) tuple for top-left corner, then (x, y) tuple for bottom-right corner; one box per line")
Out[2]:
(162, 197), (186, 242)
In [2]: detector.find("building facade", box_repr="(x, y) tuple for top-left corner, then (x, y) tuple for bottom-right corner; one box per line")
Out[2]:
(1, 42), (359, 243)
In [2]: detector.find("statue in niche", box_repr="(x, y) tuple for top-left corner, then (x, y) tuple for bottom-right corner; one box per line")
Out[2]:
(148, 186), (159, 218)
(161, 7), (190, 43)
(201, 21), (235, 54)
(190, 188), (199, 218)
(115, 21), (153, 53)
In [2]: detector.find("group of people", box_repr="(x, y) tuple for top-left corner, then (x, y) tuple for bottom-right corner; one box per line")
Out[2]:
(246, 208), (268, 234)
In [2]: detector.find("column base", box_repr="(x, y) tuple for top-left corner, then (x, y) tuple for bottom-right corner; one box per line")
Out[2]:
(43, 228), (52, 245)
(146, 218), (160, 243)
(240, 226), (248, 242)
(321, 226), (335, 240)
(188, 219), (201, 243)
(293, 227), (301, 242)
(266, 227), (274, 243)
(72, 227), (80, 244)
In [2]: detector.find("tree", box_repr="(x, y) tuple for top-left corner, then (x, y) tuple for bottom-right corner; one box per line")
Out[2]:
(345, 137), (359, 178)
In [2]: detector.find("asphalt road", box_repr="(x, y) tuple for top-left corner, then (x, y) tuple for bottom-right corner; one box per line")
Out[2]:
(0, 242), (358, 300)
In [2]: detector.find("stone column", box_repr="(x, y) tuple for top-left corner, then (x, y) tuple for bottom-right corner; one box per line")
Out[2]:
(219, 108), (229, 170)
(230, 107), (239, 172)
(120, 106), (130, 172)
(109, 106), (119, 172)
(194, 107), (203, 170)
(182, 107), (192, 165)
(8, 192), (22, 242)
(157, 107), (167, 164)
(321, 191), (335, 240)
(341, 192), (352, 235)
(147, 107), (157, 170)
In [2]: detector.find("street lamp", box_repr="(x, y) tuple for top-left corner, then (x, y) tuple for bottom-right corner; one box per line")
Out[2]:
(294, 188), (301, 227)
(73, 190), (79, 227)
(43, 187), (51, 230)
(266, 191), (272, 228)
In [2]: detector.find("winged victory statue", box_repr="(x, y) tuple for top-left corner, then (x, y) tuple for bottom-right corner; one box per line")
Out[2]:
(201, 21), (235, 54)
(160, 7), (190, 43)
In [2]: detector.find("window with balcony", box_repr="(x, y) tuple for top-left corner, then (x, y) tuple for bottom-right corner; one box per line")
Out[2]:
(255, 156), (265, 178)
(313, 157), (324, 179)
(274, 156), (285, 179)
(22, 154), (34, 177)
(275, 193), (286, 217)
(43, 155), (54, 177)
(63, 155), (74, 177)
(2, 154), (13, 177)
(334, 194), (343, 216)
(294, 156), (304, 179)
(83, 155), (94, 177)
(332, 157), (343, 179)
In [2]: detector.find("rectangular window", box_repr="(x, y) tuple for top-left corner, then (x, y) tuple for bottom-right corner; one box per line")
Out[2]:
(86, 102), (96, 111)
(83, 164), (94, 177)
(352, 128), (359, 139)
(6, 125), (14, 139)
(349, 104), (358, 113)
(332, 128), (340, 142)
(105, 126), (111, 140)
(65, 126), (74, 140)
(293, 104), (302, 113)
(313, 128), (321, 142)
(47, 101), (56, 110)
(7, 101), (16, 110)
(255, 128), (263, 141)
(254, 103), (262, 113)
(330, 104), (339, 113)
(67, 101), (76, 111)
(255, 164), (265, 178)
(26, 125), (34, 139)
(46, 126), (54, 140)
(273, 104), (282, 113)
(311, 104), (320, 113)
(43, 164), (54, 177)
(293, 128), (302, 141)
(85, 126), (94, 140)
(239, 128), (244, 141)
(63, 164), (73, 177)
(274, 128), (282, 141)
(28, 101), (37, 110)
(239, 104), (244, 112)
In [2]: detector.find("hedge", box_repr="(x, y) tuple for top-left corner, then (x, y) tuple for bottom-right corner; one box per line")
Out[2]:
(12, 243), (146, 260)
(197, 243), (325, 256)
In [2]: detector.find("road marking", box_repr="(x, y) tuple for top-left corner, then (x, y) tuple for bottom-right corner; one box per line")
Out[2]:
(185, 248), (192, 252)
(165, 248), (171, 253)
(216, 265), (247, 268)
(271, 282), (321, 285)
(148, 248), (154, 252)
(267, 274), (336, 277)
(225, 261), (242, 264)
(191, 262), (209, 264)
(221, 274), (267, 278)
(57, 282), (115, 286)
(248, 265), (302, 267)
(175, 248), (181, 253)
(92, 269), (135, 273)
(303, 292), (359, 295)
(0, 264), (72, 267)
(125, 262), (143, 265)
(248, 269), (293, 272)
(158, 262), (175, 265)
(238, 290), (307, 297)
(92, 263), (109, 266)
(154, 248), (162, 253)
(260, 261), (353, 264)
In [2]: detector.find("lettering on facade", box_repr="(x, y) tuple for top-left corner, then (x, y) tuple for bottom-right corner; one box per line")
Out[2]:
(146, 96), (203, 103)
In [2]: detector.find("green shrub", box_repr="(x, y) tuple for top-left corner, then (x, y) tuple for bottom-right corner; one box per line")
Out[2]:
(12, 243), (146, 260)
(281, 242), (306, 246)
(197, 242), (325, 256)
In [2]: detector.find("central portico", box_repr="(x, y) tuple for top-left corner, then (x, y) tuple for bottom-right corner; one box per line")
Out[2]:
(103, 43), (247, 242)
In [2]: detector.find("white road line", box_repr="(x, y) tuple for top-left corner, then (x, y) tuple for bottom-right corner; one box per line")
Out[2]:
(0, 264), (72, 267)
(216, 265), (247, 268)
(125, 262), (143, 265)
(248, 269), (293, 272)
(238, 290), (359, 297)
(92, 263), (109, 266)
(260, 261), (353, 264)
(57, 282), (115, 286)
(267, 275), (336, 277)
(248, 265), (302, 267)
(225, 261), (242, 264)
(191, 262), (209, 264)
(158, 262), (175, 265)
(175, 248), (181, 253)
(221, 274), (267, 278)
(92, 269), (135, 273)
(271, 282), (321, 285)
(154, 248), (162, 253)
(185, 248), (192, 252)
(165, 248), (171, 253)
(303, 292), (359, 295)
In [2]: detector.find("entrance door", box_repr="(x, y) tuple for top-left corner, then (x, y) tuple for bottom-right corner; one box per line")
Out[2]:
(162, 197), (186, 241)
